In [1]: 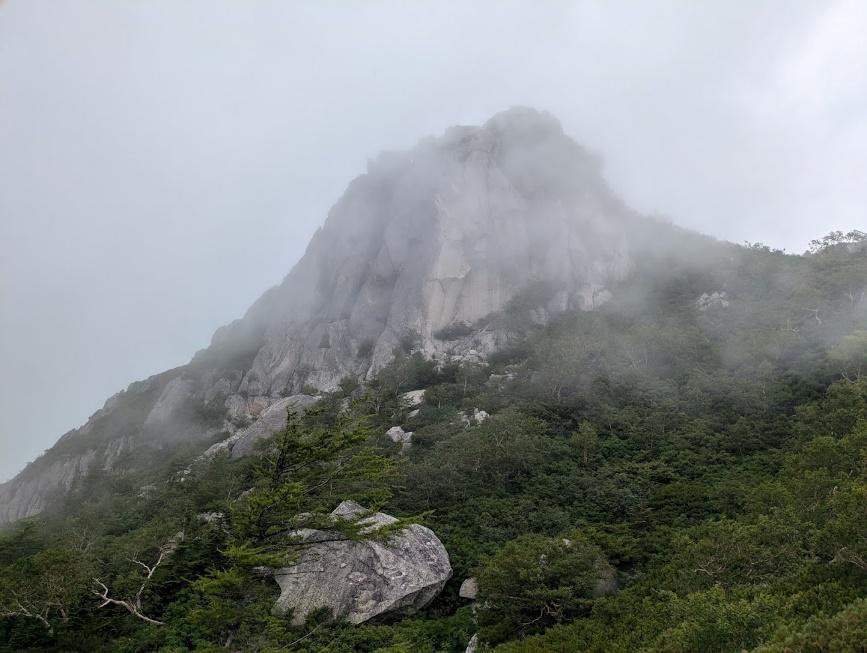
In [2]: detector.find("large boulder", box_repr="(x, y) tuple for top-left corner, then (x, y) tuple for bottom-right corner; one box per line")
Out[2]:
(272, 501), (452, 625)
(400, 389), (426, 408)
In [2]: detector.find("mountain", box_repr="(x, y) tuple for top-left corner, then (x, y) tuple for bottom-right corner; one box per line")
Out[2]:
(2, 109), (867, 652)
(0, 107), (693, 524)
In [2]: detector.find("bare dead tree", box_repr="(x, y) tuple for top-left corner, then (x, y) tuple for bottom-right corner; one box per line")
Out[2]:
(92, 531), (183, 626)
(836, 546), (867, 572)
(803, 307), (822, 326)
(0, 548), (90, 635)
(1, 591), (57, 634)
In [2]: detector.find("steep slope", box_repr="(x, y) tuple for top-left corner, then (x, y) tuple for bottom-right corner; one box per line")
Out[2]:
(0, 107), (702, 524)
(212, 107), (641, 393)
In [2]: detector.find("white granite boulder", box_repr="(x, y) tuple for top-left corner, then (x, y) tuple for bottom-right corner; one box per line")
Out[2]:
(271, 501), (452, 625)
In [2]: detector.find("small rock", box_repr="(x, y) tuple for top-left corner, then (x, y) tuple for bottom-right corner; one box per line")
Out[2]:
(465, 634), (479, 653)
(462, 409), (490, 427)
(386, 426), (413, 445)
(198, 511), (225, 523)
(459, 577), (479, 600)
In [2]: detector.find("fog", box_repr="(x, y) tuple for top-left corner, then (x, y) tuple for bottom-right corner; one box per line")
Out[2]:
(1, 0), (866, 481)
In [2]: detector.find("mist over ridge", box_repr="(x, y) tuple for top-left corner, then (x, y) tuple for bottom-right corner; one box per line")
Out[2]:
(5, 1), (867, 486)
(3, 4), (867, 650)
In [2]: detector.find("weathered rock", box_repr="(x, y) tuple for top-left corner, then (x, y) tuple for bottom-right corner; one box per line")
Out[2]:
(215, 107), (636, 399)
(271, 501), (452, 625)
(465, 634), (479, 653)
(0, 107), (702, 524)
(229, 394), (319, 458)
(487, 371), (517, 385)
(696, 290), (730, 311)
(386, 426), (413, 446)
(144, 377), (195, 428)
(0, 451), (98, 523)
(199, 394), (320, 460)
(459, 577), (479, 600)
(224, 394), (271, 424)
(461, 408), (490, 428)
(400, 389), (426, 408)
(197, 511), (225, 523)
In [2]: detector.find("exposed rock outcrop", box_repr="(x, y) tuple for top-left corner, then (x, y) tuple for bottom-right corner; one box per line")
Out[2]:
(271, 501), (452, 625)
(400, 389), (426, 408)
(0, 107), (694, 524)
(213, 107), (637, 398)
(199, 394), (319, 459)
(144, 378), (195, 428)
(386, 426), (413, 447)
(232, 394), (319, 457)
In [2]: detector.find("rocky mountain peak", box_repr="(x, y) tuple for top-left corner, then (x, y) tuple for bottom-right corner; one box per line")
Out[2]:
(0, 108), (645, 524)
(213, 107), (635, 396)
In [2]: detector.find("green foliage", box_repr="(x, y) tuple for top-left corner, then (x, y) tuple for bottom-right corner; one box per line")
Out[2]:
(231, 410), (394, 547)
(476, 533), (614, 643)
(809, 229), (867, 254)
(754, 598), (867, 653)
(5, 237), (867, 651)
(570, 421), (599, 466)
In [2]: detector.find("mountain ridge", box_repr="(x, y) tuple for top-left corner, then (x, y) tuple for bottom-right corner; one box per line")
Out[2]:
(0, 107), (711, 524)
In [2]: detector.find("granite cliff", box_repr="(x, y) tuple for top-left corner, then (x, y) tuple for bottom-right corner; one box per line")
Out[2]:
(0, 107), (690, 524)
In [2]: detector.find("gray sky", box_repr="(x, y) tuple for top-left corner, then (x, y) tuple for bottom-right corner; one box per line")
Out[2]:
(1, 0), (866, 481)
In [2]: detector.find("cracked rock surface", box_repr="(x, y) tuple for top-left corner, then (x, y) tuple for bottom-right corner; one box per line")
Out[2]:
(272, 501), (452, 625)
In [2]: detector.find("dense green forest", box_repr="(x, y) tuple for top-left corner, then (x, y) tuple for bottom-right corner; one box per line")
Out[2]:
(2, 233), (867, 652)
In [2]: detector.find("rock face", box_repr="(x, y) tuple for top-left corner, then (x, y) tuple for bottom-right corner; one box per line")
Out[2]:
(400, 389), (426, 408)
(214, 394), (320, 459)
(222, 107), (636, 398)
(0, 107), (689, 524)
(272, 501), (452, 625)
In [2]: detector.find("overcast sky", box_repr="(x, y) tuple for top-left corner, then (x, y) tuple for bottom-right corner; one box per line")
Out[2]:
(1, 0), (866, 481)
